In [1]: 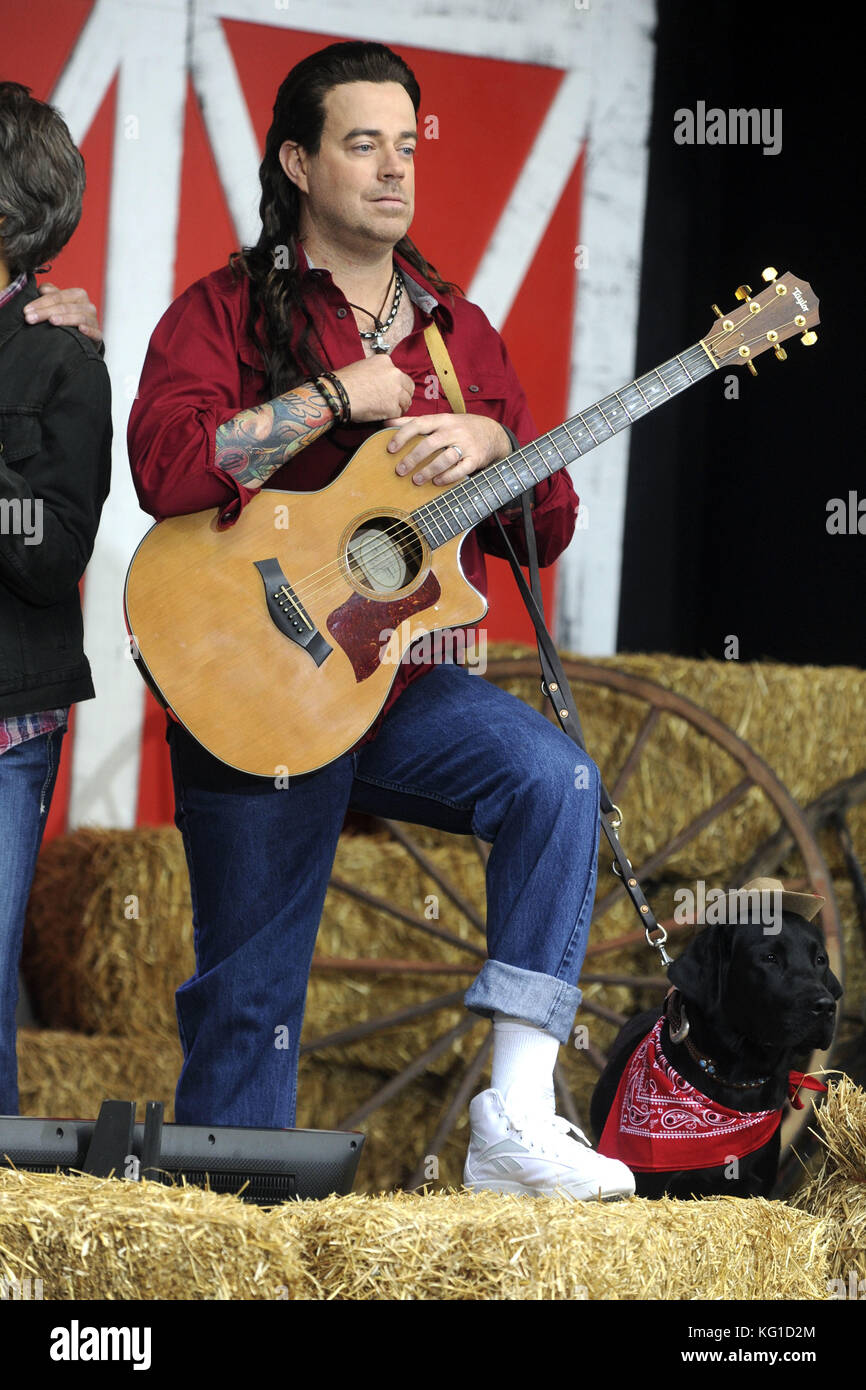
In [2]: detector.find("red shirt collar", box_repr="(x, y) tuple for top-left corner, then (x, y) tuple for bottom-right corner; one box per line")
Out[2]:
(238, 241), (454, 375)
(297, 241), (455, 329)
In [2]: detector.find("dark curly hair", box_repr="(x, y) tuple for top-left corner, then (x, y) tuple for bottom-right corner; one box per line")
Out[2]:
(232, 41), (460, 399)
(0, 82), (85, 277)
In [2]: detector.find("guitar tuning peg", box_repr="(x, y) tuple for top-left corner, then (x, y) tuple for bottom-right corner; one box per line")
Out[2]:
(745, 360), (758, 377)
(774, 346), (787, 361)
(711, 303), (723, 318)
(761, 267), (778, 282)
(800, 330), (818, 346)
(735, 285), (753, 302)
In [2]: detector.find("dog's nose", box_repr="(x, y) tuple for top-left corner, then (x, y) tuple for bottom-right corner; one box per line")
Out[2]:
(810, 996), (836, 1017)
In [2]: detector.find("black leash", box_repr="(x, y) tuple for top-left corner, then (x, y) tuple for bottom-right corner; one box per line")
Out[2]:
(493, 493), (673, 968)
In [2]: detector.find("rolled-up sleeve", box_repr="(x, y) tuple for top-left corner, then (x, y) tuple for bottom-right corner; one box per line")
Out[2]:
(127, 275), (258, 525)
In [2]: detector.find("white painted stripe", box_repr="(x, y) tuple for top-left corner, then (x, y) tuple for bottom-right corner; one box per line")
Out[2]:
(556, 0), (656, 656)
(468, 69), (590, 329)
(190, 7), (261, 247)
(61, 0), (190, 829)
(208, 0), (593, 64)
(48, 0), (125, 143)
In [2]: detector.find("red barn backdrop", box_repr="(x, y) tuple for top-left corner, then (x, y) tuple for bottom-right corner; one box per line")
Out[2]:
(2, 0), (655, 836)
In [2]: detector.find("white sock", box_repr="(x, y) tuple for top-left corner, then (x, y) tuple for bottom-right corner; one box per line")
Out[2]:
(490, 1012), (559, 1110)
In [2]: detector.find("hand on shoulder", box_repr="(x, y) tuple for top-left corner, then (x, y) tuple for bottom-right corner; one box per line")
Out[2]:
(23, 283), (103, 343)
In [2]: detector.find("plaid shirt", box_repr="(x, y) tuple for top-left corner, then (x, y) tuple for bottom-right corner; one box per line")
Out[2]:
(0, 275), (69, 753)
(0, 272), (26, 309)
(0, 709), (69, 755)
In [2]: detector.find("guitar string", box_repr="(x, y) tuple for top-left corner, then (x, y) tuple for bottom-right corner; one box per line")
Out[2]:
(279, 315), (787, 613)
(272, 316), (793, 612)
(273, 329), (743, 613)
(272, 348), (710, 611)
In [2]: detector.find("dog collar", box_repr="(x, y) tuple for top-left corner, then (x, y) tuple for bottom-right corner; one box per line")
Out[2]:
(664, 988), (771, 1089)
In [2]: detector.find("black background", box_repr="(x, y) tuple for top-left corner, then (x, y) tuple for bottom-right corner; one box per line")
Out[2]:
(618, 1), (862, 665)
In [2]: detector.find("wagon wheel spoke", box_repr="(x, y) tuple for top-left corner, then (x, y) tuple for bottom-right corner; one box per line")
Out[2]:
(311, 957), (476, 976)
(337, 1015), (481, 1130)
(610, 706), (662, 804)
(301, 988), (467, 1054)
(583, 917), (694, 957)
(328, 874), (486, 958)
(592, 777), (753, 921)
(735, 768), (866, 881)
(579, 996), (629, 1029)
(833, 810), (866, 936)
(375, 818), (486, 934)
(553, 1064), (584, 1130)
(406, 1028), (494, 1191)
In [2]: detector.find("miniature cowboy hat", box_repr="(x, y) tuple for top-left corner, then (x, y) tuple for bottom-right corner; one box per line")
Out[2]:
(735, 876), (825, 922)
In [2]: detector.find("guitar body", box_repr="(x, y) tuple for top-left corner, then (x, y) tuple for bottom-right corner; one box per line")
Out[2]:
(124, 428), (486, 777)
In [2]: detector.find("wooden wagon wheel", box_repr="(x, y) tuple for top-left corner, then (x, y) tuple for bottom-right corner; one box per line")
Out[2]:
(301, 656), (843, 1195)
(734, 767), (866, 1189)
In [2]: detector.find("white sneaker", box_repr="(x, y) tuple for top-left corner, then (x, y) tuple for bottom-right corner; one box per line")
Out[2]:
(463, 1086), (636, 1201)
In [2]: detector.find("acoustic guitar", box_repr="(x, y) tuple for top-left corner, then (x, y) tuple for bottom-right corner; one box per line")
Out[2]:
(124, 269), (819, 777)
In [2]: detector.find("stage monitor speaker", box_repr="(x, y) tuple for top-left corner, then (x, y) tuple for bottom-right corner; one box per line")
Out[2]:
(0, 1101), (364, 1204)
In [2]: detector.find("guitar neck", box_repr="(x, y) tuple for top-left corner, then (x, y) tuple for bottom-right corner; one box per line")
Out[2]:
(412, 340), (716, 546)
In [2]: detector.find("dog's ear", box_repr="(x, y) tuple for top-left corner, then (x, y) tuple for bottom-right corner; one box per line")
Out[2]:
(667, 923), (732, 1013)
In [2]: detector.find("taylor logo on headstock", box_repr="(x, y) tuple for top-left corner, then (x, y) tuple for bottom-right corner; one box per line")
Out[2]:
(703, 268), (820, 373)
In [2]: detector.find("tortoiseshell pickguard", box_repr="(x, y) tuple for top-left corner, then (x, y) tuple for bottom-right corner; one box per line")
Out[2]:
(327, 572), (442, 682)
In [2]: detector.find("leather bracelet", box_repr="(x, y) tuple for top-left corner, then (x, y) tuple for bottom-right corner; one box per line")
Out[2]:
(320, 370), (352, 425)
(313, 375), (343, 424)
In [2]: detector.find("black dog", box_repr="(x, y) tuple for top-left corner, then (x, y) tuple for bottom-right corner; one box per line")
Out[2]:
(590, 911), (842, 1198)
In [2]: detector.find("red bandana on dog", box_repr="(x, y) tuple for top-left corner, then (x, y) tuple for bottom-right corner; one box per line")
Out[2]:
(597, 1018), (783, 1172)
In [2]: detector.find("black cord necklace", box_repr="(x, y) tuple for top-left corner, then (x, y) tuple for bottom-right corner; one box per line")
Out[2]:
(345, 267), (404, 353)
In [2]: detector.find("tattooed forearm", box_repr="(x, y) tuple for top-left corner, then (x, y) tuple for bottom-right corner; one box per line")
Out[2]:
(214, 382), (335, 488)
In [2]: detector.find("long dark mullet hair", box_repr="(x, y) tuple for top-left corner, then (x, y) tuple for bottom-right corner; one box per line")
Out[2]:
(232, 41), (460, 399)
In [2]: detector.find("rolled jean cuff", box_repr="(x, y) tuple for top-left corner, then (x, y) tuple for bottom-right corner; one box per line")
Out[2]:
(463, 958), (582, 1046)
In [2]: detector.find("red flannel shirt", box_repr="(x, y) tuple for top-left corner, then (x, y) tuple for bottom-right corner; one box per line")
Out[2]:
(127, 246), (578, 744)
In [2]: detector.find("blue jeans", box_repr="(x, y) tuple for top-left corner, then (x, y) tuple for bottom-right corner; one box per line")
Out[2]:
(0, 726), (66, 1114)
(168, 665), (601, 1128)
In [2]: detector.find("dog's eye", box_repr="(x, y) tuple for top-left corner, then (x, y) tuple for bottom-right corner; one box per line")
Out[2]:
(762, 952), (779, 963)
(816, 953), (827, 964)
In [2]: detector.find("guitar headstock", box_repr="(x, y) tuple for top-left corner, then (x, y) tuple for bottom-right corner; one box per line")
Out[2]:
(702, 269), (820, 373)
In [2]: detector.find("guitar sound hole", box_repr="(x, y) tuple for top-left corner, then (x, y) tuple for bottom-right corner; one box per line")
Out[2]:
(345, 515), (424, 595)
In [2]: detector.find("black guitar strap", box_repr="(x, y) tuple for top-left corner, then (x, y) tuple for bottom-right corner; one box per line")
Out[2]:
(493, 495), (673, 967)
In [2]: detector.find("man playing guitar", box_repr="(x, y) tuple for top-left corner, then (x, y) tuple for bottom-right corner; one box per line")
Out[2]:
(127, 40), (635, 1201)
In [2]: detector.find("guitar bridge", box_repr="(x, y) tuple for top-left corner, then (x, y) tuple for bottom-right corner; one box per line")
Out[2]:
(253, 558), (332, 666)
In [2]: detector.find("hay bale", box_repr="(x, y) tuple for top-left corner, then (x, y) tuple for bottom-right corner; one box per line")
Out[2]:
(791, 1076), (866, 1284)
(271, 1190), (830, 1300)
(0, 1168), (311, 1300)
(22, 827), (194, 1039)
(482, 645), (866, 881)
(17, 1028), (182, 1122)
(0, 1172), (830, 1302)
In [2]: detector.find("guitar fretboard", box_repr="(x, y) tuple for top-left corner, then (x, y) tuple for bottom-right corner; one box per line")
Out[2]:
(412, 341), (715, 546)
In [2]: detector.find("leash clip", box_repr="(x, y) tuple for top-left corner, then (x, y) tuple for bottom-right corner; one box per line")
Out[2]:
(646, 923), (674, 969)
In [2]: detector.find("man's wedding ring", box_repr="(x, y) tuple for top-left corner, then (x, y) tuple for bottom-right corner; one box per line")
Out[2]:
(451, 444), (464, 462)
